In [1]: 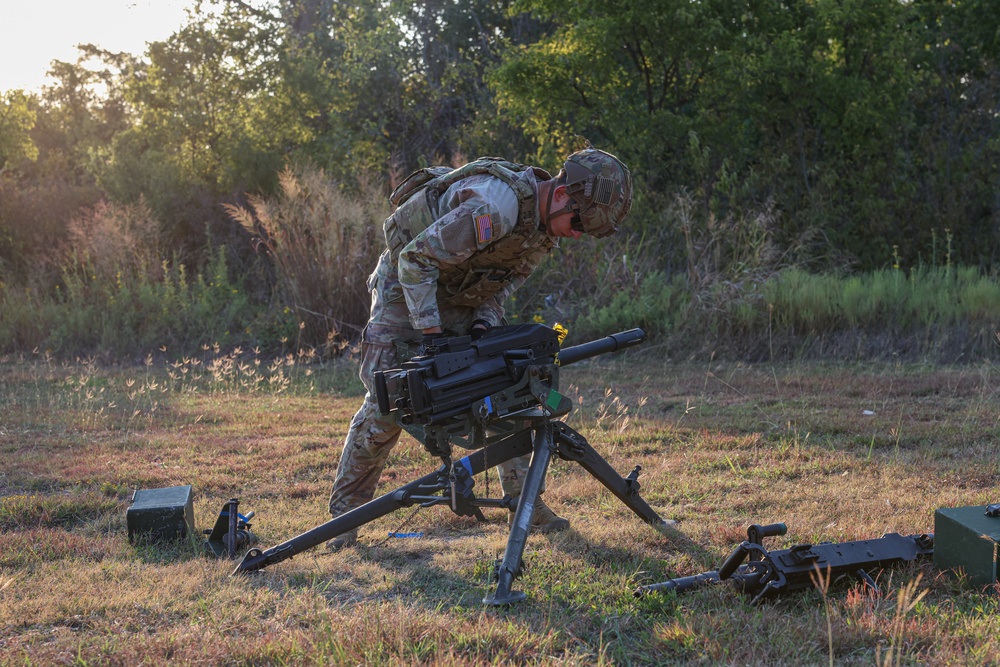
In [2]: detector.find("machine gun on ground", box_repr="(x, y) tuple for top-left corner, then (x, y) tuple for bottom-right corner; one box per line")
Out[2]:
(234, 324), (674, 605)
(636, 522), (934, 604)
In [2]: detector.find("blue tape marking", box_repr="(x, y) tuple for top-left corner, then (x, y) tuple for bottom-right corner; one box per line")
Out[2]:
(388, 532), (424, 538)
(458, 456), (474, 476)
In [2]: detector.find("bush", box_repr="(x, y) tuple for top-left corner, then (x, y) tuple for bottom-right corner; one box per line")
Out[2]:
(573, 271), (690, 341)
(0, 179), (102, 289)
(0, 198), (267, 358)
(227, 164), (387, 354)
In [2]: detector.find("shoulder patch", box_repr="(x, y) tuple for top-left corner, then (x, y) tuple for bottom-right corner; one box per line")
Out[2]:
(475, 213), (495, 244)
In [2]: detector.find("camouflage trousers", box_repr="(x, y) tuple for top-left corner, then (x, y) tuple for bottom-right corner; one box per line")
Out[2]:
(328, 341), (534, 518)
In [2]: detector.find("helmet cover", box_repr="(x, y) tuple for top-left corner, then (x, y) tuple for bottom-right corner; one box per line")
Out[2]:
(560, 149), (633, 238)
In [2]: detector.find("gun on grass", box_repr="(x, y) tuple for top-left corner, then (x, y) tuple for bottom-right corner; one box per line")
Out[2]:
(636, 522), (934, 604)
(235, 324), (673, 605)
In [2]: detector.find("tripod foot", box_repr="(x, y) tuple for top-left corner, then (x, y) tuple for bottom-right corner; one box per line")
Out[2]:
(483, 589), (528, 606)
(654, 518), (679, 534)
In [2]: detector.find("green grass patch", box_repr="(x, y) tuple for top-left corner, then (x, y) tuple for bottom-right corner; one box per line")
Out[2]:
(0, 492), (119, 530)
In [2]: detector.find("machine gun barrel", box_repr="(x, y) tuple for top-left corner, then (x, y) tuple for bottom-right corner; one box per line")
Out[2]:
(559, 328), (646, 366)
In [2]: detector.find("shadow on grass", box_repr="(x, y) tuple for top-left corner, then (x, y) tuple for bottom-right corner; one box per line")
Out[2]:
(129, 534), (208, 564)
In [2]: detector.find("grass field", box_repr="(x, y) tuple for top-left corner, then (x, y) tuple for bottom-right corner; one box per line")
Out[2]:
(2, 347), (999, 665)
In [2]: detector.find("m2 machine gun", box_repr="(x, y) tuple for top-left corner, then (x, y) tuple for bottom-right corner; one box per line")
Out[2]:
(234, 324), (674, 605)
(636, 522), (934, 604)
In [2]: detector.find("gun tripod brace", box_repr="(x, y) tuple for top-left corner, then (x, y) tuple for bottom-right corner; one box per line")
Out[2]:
(233, 414), (674, 604)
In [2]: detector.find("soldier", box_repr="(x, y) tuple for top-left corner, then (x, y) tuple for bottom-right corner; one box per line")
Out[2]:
(327, 149), (633, 549)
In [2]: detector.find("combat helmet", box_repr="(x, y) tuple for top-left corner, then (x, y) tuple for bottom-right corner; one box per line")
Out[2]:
(558, 148), (633, 238)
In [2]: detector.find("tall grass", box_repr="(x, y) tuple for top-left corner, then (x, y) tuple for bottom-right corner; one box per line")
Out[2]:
(527, 189), (1000, 361)
(0, 199), (267, 358)
(759, 266), (1000, 360)
(226, 164), (387, 354)
(584, 264), (1000, 361)
(1, 178), (997, 362)
(765, 266), (1000, 333)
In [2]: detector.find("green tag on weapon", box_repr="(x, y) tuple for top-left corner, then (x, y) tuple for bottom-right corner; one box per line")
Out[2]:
(545, 389), (565, 412)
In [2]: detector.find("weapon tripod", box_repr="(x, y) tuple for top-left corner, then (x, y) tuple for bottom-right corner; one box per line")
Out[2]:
(233, 412), (674, 605)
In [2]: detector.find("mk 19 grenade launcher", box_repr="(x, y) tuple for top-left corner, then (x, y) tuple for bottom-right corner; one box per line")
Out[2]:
(373, 324), (645, 462)
(232, 323), (672, 607)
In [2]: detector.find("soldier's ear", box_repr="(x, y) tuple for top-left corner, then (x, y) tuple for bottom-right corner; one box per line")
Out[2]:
(552, 184), (570, 204)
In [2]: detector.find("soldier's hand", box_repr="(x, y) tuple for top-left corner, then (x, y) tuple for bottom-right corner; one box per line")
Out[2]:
(470, 319), (492, 340)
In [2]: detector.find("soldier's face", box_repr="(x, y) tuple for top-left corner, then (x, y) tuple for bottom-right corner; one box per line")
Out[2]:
(548, 213), (583, 239)
(546, 186), (584, 239)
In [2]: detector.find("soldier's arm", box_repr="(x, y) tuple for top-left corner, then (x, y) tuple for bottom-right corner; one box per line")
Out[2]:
(398, 182), (519, 331)
(471, 245), (550, 327)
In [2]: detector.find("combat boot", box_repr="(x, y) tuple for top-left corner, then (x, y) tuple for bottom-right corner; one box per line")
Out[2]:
(325, 528), (358, 551)
(532, 497), (570, 533)
(508, 495), (570, 533)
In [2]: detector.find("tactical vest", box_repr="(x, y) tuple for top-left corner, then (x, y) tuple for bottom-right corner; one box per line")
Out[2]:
(384, 158), (554, 309)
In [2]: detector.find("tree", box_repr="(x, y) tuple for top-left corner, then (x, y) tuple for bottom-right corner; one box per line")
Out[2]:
(491, 0), (744, 175)
(0, 90), (38, 176)
(491, 0), (994, 269)
(904, 0), (1000, 267)
(29, 45), (139, 185)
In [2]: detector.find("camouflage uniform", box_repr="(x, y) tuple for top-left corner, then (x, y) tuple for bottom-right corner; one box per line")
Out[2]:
(329, 168), (556, 518)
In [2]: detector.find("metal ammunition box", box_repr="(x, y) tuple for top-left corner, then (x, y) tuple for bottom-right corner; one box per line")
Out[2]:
(933, 505), (1000, 588)
(127, 485), (195, 542)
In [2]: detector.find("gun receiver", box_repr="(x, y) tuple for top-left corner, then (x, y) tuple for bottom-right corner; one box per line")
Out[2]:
(636, 523), (933, 603)
(374, 324), (645, 459)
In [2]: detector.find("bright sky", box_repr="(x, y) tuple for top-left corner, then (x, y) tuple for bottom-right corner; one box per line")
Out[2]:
(0, 0), (195, 93)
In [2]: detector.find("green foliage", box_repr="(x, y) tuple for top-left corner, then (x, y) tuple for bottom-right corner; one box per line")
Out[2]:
(574, 271), (690, 341)
(0, 198), (267, 357)
(2, 0), (1000, 360)
(753, 266), (1000, 359)
(765, 266), (1000, 335)
(39, 248), (257, 356)
(99, 14), (285, 212)
(37, 45), (138, 181)
(0, 179), (103, 284)
(0, 90), (38, 170)
(496, 0), (999, 269)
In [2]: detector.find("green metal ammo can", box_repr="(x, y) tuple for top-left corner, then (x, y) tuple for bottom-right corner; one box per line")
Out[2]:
(126, 485), (195, 542)
(933, 505), (1000, 588)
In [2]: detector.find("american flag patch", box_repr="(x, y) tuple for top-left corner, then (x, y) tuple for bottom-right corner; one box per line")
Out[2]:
(475, 213), (494, 244)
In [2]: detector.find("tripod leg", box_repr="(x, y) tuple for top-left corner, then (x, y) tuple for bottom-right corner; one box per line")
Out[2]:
(553, 422), (675, 533)
(484, 422), (554, 605)
(233, 430), (534, 575)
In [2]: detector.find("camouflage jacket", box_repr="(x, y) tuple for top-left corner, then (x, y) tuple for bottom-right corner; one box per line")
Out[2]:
(366, 168), (555, 341)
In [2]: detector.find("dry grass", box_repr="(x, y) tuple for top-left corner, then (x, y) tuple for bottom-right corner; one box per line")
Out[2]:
(2, 351), (1000, 665)
(226, 165), (386, 353)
